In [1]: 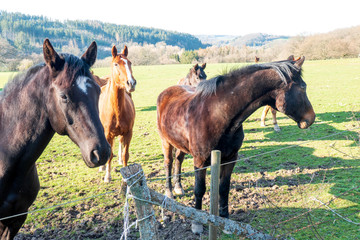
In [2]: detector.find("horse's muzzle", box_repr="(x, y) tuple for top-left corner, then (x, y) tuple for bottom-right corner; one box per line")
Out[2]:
(87, 143), (111, 167)
(126, 79), (137, 93)
(298, 110), (316, 129)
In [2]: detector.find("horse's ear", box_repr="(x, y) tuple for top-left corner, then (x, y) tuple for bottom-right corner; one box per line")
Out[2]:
(121, 45), (128, 57)
(112, 46), (118, 58)
(193, 63), (199, 71)
(81, 41), (97, 67)
(294, 56), (305, 68)
(43, 38), (65, 73)
(287, 55), (295, 61)
(201, 63), (206, 69)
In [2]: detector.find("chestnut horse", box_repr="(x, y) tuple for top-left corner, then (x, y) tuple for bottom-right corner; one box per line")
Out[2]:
(157, 57), (315, 233)
(260, 55), (298, 132)
(178, 63), (207, 86)
(98, 45), (136, 182)
(0, 39), (111, 239)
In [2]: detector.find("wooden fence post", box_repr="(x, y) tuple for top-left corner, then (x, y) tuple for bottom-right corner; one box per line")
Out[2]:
(209, 150), (221, 240)
(120, 164), (159, 240)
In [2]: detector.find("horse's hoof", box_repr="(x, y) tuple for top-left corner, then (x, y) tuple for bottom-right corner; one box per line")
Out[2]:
(260, 122), (266, 127)
(104, 176), (111, 183)
(274, 124), (281, 132)
(99, 165), (105, 172)
(165, 190), (174, 199)
(191, 221), (203, 234)
(174, 186), (185, 195)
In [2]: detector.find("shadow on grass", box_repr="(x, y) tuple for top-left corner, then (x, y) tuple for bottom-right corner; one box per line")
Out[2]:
(137, 105), (157, 112)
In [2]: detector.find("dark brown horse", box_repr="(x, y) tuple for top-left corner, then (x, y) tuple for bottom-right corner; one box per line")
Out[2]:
(0, 39), (111, 239)
(157, 57), (315, 233)
(178, 63), (207, 86)
(98, 45), (136, 182)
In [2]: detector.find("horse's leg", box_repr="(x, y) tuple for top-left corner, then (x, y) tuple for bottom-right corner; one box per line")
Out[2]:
(191, 166), (207, 234)
(219, 161), (236, 218)
(118, 140), (123, 165)
(260, 105), (271, 127)
(271, 107), (281, 132)
(1, 164), (40, 239)
(219, 160), (236, 234)
(173, 149), (185, 195)
(120, 130), (132, 167)
(162, 140), (174, 198)
(103, 137), (114, 183)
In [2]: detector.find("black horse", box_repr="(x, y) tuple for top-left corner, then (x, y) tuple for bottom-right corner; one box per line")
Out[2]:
(157, 57), (315, 233)
(0, 39), (111, 239)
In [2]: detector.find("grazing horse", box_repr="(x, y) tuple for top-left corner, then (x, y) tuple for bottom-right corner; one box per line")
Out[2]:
(260, 55), (297, 132)
(98, 45), (136, 182)
(178, 63), (207, 87)
(157, 57), (315, 233)
(0, 39), (111, 239)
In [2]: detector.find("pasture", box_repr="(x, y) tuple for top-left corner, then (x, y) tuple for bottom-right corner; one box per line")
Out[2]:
(1, 58), (359, 239)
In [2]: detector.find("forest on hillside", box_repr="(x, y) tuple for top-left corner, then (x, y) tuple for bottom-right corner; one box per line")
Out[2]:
(1, 11), (360, 71)
(0, 11), (207, 58)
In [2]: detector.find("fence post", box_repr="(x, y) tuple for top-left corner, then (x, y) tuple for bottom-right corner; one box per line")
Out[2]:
(209, 150), (221, 240)
(120, 164), (159, 240)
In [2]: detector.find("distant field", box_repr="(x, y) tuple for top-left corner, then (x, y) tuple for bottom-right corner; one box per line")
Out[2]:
(2, 59), (360, 240)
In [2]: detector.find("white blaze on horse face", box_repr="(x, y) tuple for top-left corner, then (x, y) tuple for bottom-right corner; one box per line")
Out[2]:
(76, 76), (92, 94)
(121, 58), (135, 85)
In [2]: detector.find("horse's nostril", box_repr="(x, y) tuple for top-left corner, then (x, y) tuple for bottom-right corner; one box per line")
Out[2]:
(90, 149), (100, 165)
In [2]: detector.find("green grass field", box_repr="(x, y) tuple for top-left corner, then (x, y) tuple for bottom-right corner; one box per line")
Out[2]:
(1, 59), (359, 239)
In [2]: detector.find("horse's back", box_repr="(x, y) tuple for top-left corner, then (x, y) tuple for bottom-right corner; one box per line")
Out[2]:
(93, 74), (109, 87)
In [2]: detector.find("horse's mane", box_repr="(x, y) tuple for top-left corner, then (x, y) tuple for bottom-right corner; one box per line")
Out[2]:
(1, 54), (89, 99)
(0, 63), (46, 99)
(195, 61), (302, 97)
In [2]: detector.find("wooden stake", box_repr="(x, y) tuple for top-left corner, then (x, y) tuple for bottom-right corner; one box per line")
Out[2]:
(209, 150), (221, 240)
(120, 164), (159, 240)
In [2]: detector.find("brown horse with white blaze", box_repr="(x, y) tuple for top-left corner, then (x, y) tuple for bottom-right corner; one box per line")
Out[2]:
(157, 56), (315, 233)
(98, 45), (136, 182)
(0, 39), (111, 239)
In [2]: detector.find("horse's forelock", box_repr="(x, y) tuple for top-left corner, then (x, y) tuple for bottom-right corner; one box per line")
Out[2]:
(57, 54), (90, 87)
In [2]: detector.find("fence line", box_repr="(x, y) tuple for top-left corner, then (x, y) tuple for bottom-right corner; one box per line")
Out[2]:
(2, 126), (358, 221)
(2, 125), (358, 238)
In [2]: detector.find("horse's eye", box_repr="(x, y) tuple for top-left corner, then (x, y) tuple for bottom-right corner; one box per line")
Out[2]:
(60, 94), (68, 103)
(114, 63), (118, 67)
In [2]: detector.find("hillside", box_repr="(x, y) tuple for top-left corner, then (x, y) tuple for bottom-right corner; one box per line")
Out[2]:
(197, 33), (289, 47)
(0, 11), (209, 59)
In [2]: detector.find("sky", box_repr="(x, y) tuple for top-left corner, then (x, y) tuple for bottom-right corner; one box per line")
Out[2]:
(1, 0), (360, 36)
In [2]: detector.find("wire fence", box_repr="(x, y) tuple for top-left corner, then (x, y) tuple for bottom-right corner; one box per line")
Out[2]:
(4, 125), (360, 239)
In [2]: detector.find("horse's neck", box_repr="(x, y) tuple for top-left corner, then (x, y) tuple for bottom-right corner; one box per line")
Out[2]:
(107, 77), (127, 115)
(0, 74), (54, 173)
(215, 75), (279, 130)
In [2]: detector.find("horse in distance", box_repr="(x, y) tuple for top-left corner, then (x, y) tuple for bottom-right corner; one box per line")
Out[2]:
(0, 39), (111, 239)
(178, 63), (207, 87)
(157, 56), (315, 233)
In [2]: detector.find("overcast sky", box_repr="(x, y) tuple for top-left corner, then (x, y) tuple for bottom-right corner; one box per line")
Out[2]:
(1, 0), (359, 36)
